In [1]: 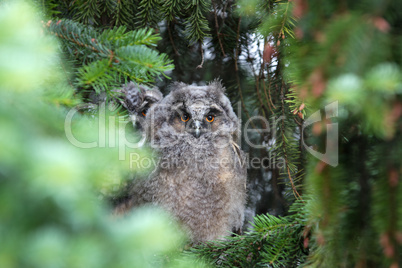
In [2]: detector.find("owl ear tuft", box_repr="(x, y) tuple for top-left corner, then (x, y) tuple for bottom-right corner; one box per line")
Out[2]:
(209, 79), (226, 93)
(144, 87), (163, 104)
(169, 81), (188, 92)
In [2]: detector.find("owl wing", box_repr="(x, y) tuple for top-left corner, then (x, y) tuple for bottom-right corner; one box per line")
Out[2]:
(230, 142), (248, 234)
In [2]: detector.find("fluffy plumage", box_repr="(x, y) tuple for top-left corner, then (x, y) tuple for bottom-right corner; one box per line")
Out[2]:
(117, 81), (247, 243)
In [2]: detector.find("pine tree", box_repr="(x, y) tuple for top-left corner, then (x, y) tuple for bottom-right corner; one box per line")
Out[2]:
(7, 0), (402, 267)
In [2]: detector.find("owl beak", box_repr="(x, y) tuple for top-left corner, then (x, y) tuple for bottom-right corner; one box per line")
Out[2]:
(191, 120), (202, 138)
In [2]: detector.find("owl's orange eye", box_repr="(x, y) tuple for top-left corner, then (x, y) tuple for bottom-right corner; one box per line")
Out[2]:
(181, 113), (190, 122)
(206, 115), (215, 122)
(142, 111), (146, 117)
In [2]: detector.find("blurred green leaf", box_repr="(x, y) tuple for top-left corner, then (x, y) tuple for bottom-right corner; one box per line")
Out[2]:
(0, 2), (203, 268)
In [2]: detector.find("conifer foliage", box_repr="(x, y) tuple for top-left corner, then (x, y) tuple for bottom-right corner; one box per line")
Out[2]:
(44, 19), (172, 97)
(286, 0), (402, 266)
(190, 201), (308, 267)
(190, 0), (402, 267)
(0, 2), (203, 268)
(3, 0), (401, 267)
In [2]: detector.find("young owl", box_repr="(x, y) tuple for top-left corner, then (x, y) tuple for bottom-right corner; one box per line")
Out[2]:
(116, 81), (247, 244)
(119, 81), (163, 131)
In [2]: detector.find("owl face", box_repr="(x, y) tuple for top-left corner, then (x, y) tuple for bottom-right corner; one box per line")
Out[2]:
(146, 82), (240, 149)
(169, 100), (226, 138)
(121, 82), (163, 131)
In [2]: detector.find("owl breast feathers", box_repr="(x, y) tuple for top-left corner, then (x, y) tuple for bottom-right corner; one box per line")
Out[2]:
(118, 81), (247, 244)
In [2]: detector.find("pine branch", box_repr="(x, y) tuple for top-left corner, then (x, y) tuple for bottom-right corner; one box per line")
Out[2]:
(45, 19), (173, 94)
(264, 70), (277, 110)
(112, 0), (136, 27)
(212, 0), (226, 57)
(259, 1), (296, 40)
(234, 17), (258, 130)
(196, 41), (205, 69)
(137, 0), (161, 28)
(73, 0), (101, 25)
(280, 82), (303, 199)
(161, 0), (183, 21)
(167, 22), (181, 56)
(184, 0), (211, 44)
(189, 205), (308, 267)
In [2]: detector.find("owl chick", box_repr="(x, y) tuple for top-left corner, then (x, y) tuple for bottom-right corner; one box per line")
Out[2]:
(119, 81), (163, 131)
(117, 81), (247, 244)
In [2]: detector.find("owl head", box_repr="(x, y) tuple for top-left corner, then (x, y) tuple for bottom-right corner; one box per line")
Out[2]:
(145, 80), (240, 150)
(120, 81), (163, 130)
